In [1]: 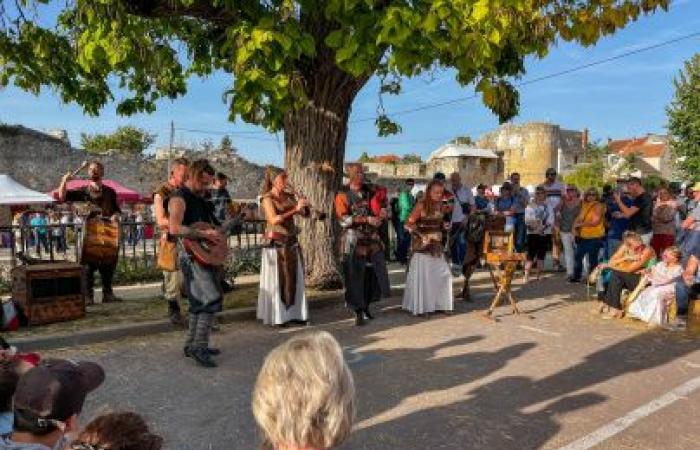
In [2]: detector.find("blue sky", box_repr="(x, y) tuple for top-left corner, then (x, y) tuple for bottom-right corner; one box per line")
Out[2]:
(1, 0), (699, 166)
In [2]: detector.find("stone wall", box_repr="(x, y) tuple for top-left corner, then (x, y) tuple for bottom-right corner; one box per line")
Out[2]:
(0, 124), (266, 200)
(477, 122), (584, 186)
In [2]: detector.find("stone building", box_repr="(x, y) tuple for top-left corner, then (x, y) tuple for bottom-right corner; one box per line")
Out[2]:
(0, 124), (266, 200)
(476, 122), (588, 186)
(425, 144), (499, 186)
(607, 134), (672, 180)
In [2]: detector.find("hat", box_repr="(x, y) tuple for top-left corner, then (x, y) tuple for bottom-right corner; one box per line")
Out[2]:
(14, 359), (105, 426)
(433, 172), (446, 181)
(692, 182), (700, 192)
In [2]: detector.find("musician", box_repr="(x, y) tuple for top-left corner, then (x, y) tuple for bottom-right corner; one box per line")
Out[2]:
(257, 167), (309, 326)
(402, 180), (453, 316)
(58, 161), (122, 304)
(334, 164), (390, 326)
(153, 157), (189, 326)
(168, 159), (223, 368)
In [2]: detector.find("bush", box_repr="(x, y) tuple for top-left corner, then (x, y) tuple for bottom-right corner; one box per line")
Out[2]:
(112, 259), (162, 286)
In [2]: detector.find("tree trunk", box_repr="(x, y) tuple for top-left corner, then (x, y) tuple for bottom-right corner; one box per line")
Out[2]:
(284, 70), (366, 289)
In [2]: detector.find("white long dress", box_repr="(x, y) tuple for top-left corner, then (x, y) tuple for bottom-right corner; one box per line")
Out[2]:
(257, 248), (308, 325)
(403, 253), (453, 315)
(627, 262), (682, 326)
(402, 207), (453, 315)
(256, 193), (308, 326)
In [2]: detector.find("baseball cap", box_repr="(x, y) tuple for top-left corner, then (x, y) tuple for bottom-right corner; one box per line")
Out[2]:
(13, 359), (104, 430)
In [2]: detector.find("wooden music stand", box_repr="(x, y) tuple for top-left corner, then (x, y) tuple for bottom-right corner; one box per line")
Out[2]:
(481, 231), (526, 320)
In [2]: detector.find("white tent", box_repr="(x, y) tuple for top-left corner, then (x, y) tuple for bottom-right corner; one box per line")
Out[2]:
(0, 174), (55, 205)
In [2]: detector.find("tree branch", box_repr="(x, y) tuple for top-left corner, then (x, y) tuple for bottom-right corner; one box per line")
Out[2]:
(122, 0), (240, 25)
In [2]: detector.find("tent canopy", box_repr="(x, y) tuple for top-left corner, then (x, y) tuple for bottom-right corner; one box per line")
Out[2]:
(50, 179), (142, 203)
(0, 174), (55, 205)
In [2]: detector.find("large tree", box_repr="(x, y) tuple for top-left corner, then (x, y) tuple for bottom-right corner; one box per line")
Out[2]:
(0, 0), (669, 287)
(667, 53), (700, 182)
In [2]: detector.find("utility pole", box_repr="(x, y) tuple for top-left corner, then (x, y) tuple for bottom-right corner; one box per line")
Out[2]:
(167, 120), (174, 176)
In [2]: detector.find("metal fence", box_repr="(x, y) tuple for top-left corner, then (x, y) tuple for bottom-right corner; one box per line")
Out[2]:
(0, 220), (268, 268)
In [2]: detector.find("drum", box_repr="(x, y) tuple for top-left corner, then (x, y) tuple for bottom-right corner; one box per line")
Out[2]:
(80, 217), (120, 265)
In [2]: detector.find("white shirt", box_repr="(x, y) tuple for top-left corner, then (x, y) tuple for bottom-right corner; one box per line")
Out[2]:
(448, 184), (475, 223)
(543, 181), (565, 211)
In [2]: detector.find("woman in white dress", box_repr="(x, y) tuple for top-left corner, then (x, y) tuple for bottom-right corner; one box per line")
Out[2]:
(257, 167), (310, 326)
(628, 246), (683, 326)
(402, 180), (453, 316)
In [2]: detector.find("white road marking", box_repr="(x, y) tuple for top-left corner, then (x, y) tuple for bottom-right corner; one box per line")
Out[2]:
(555, 375), (700, 450)
(518, 325), (561, 337)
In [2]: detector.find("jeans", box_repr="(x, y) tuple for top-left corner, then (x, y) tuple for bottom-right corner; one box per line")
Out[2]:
(450, 226), (466, 266)
(573, 238), (603, 281)
(675, 281), (700, 315)
(560, 232), (575, 277)
(605, 237), (622, 260)
(34, 233), (49, 254)
(395, 224), (411, 263)
(513, 213), (526, 253)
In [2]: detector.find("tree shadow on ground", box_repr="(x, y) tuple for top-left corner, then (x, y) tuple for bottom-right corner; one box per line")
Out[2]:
(342, 326), (699, 450)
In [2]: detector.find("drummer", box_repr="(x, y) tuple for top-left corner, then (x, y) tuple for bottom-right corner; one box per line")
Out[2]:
(57, 160), (122, 304)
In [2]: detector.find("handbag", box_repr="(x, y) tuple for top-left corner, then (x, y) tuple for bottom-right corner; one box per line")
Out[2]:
(157, 238), (178, 272)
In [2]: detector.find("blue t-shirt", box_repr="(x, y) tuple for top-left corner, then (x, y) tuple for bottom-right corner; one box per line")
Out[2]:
(606, 196), (633, 240)
(29, 217), (48, 235)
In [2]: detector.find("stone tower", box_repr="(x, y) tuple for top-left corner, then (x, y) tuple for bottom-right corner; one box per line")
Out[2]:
(477, 122), (584, 186)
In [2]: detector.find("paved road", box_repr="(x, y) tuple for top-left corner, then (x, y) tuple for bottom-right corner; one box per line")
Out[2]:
(49, 270), (700, 450)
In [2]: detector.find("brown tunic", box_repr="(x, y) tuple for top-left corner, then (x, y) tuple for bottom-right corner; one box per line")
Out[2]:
(410, 204), (446, 258)
(261, 192), (300, 309)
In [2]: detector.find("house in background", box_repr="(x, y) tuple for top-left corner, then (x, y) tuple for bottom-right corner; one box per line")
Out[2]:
(426, 144), (499, 186)
(607, 134), (673, 180)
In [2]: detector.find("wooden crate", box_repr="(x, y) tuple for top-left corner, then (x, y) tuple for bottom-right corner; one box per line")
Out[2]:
(12, 263), (85, 326)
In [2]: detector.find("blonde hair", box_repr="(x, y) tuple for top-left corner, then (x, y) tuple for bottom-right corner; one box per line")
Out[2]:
(663, 246), (682, 262)
(252, 331), (355, 450)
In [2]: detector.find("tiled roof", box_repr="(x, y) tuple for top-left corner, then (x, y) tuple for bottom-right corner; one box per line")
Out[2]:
(609, 136), (667, 158)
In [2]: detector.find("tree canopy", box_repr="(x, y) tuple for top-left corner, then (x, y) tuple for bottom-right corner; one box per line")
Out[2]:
(667, 53), (700, 182)
(0, 1), (670, 135)
(80, 125), (156, 155)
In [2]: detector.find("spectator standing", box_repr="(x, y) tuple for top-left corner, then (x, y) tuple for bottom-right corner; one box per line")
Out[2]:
(680, 182), (700, 259)
(603, 184), (632, 259)
(542, 168), (566, 271)
(445, 172), (475, 272)
(570, 188), (605, 283)
(495, 182), (517, 234)
(395, 179), (415, 264)
(134, 210), (144, 244)
(614, 177), (653, 245)
(1, 359), (104, 450)
(474, 184), (491, 212)
(208, 172), (232, 224)
(556, 186), (581, 280)
(29, 213), (49, 255)
(524, 187), (555, 282)
(509, 173), (530, 252)
(651, 187), (679, 257)
(59, 213), (71, 252)
(69, 412), (163, 450)
(48, 212), (63, 253)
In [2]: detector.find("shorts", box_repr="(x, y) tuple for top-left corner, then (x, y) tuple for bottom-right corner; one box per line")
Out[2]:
(527, 234), (551, 261)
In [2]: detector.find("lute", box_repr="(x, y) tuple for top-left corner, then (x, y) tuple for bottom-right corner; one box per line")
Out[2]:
(183, 209), (252, 267)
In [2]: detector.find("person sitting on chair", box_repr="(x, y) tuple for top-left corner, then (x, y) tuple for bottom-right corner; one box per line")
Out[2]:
(598, 231), (656, 320)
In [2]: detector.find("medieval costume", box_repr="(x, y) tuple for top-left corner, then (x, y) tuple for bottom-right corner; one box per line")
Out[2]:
(257, 190), (308, 326)
(335, 183), (391, 326)
(402, 198), (453, 315)
(154, 180), (185, 325)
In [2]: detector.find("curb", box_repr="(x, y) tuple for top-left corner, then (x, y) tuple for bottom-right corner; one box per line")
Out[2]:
(10, 285), (413, 352)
